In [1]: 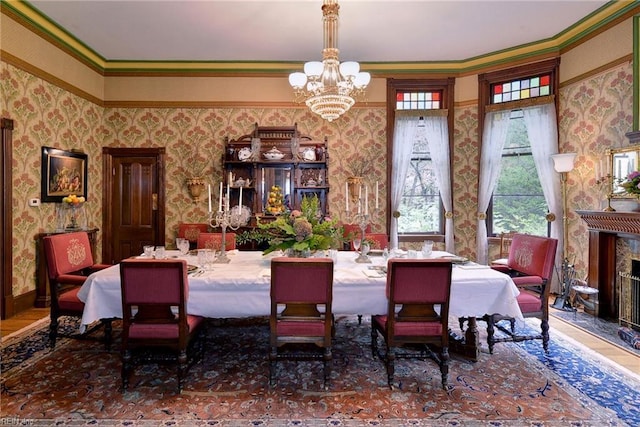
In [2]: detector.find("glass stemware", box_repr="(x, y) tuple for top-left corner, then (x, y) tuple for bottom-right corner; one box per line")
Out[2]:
(353, 238), (361, 253)
(177, 238), (190, 256)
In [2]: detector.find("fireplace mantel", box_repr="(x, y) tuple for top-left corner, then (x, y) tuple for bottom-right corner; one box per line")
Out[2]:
(576, 210), (640, 319)
(576, 210), (640, 236)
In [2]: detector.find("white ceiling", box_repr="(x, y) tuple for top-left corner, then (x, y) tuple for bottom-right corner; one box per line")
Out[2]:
(28, 0), (609, 63)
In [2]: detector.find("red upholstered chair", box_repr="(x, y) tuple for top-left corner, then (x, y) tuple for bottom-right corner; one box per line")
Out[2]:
(119, 259), (205, 393)
(269, 257), (334, 389)
(177, 223), (208, 249)
(42, 231), (112, 348)
(364, 233), (389, 250)
(371, 259), (453, 390)
(484, 233), (558, 353)
(197, 232), (237, 251)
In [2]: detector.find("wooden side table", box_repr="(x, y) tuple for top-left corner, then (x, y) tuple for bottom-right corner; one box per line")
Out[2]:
(34, 228), (99, 307)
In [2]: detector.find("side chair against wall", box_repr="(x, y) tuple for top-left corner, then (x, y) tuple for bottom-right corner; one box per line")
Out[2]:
(371, 259), (453, 390)
(42, 231), (113, 348)
(364, 233), (389, 250)
(196, 232), (237, 251)
(177, 223), (209, 250)
(490, 231), (517, 266)
(119, 259), (205, 393)
(269, 257), (334, 389)
(483, 233), (558, 354)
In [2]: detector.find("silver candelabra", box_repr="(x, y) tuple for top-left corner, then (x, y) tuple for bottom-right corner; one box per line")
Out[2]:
(345, 187), (381, 264)
(208, 200), (246, 263)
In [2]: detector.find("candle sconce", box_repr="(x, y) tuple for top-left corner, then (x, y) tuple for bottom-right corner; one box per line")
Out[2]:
(186, 177), (206, 203)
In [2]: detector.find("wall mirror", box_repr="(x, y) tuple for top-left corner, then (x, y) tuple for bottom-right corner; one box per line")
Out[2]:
(260, 166), (292, 209)
(609, 145), (640, 198)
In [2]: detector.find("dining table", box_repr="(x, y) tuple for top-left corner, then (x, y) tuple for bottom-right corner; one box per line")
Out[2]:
(77, 250), (523, 362)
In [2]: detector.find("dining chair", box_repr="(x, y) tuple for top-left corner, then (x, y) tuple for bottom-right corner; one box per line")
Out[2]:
(371, 259), (453, 390)
(269, 257), (334, 389)
(483, 233), (558, 353)
(119, 258), (205, 393)
(177, 223), (209, 250)
(491, 231), (517, 266)
(42, 231), (113, 348)
(197, 232), (237, 251)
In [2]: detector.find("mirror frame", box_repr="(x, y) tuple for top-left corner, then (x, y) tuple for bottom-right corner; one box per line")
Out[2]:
(608, 145), (640, 198)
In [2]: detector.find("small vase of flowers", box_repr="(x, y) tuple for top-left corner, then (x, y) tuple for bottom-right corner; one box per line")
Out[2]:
(621, 171), (640, 196)
(62, 194), (86, 230)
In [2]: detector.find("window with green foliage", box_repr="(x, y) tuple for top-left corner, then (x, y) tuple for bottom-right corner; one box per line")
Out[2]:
(491, 110), (548, 236)
(397, 125), (441, 233)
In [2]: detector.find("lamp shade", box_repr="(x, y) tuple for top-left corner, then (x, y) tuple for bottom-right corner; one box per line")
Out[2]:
(551, 152), (577, 173)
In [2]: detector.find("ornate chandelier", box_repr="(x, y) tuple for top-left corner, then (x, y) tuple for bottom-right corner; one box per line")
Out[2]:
(288, 0), (370, 122)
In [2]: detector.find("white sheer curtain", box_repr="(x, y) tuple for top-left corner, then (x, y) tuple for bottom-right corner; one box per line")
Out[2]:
(390, 113), (421, 249)
(523, 103), (563, 293)
(423, 114), (454, 253)
(477, 110), (510, 264)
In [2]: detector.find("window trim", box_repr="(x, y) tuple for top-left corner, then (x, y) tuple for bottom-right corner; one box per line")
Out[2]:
(386, 78), (455, 240)
(478, 58), (560, 236)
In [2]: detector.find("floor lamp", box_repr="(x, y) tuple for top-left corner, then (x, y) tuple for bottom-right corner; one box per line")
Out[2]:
(551, 152), (577, 310)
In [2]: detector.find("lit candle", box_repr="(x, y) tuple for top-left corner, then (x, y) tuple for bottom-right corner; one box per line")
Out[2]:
(226, 184), (230, 211)
(375, 181), (379, 209)
(208, 184), (212, 213)
(218, 182), (223, 212)
(365, 186), (369, 215)
(345, 182), (349, 212)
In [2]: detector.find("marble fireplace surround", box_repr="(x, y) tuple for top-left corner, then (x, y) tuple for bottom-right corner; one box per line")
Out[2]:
(576, 210), (640, 320)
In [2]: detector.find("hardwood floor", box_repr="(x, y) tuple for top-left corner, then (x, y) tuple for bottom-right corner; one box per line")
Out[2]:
(1, 307), (638, 375)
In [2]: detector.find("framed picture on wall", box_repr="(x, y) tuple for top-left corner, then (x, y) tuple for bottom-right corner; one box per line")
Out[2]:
(41, 146), (88, 202)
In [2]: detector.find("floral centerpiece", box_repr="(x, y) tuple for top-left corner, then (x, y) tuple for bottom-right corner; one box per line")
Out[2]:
(253, 195), (340, 256)
(62, 194), (85, 230)
(621, 171), (640, 196)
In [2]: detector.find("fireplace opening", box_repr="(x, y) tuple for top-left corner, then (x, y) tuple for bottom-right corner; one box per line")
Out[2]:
(617, 260), (640, 349)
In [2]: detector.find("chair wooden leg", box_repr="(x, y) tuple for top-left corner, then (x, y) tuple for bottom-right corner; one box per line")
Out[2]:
(386, 347), (396, 389)
(103, 319), (113, 350)
(370, 324), (379, 357)
(177, 350), (188, 393)
(323, 347), (332, 390)
(541, 319), (550, 353)
(121, 350), (132, 392)
(49, 315), (59, 348)
(440, 347), (450, 390)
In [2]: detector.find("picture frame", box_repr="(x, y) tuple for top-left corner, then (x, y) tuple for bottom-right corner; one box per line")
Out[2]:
(41, 146), (88, 203)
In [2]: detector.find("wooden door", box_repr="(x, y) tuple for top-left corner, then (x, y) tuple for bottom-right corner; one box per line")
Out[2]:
(102, 147), (165, 264)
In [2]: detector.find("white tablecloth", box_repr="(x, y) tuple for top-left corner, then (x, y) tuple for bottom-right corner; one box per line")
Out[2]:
(77, 250), (522, 329)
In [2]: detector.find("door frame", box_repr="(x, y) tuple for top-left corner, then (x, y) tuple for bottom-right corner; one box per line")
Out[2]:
(102, 147), (166, 263)
(1, 118), (14, 319)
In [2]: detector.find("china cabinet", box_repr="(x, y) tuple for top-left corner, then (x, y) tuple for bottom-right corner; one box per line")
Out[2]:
(221, 124), (329, 225)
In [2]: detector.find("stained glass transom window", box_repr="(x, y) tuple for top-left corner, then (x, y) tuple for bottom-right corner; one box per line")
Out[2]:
(396, 92), (441, 110)
(491, 75), (551, 104)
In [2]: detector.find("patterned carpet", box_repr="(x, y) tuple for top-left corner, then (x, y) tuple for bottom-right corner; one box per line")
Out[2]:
(1, 315), (639, 426)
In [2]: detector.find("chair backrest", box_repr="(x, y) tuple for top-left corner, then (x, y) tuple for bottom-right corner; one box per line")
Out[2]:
(507, 234), (558, 281)
(366, 233), (389, 250)
(270, 257), (334, 306)
(178, 223), (208, 244)
(197, 232), (237, 250)
(43, 231), (96, 279)
(387, 259), (452, 306)
(119, 259), (189, 328)
(498, 231), (517, 259)
(342, 223), (371, 245)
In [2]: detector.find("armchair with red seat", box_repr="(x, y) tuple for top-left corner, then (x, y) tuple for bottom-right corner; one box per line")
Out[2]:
(483, 233), (558, 353)
(42, 231), (113, 348)
(197, 232), (237, 251)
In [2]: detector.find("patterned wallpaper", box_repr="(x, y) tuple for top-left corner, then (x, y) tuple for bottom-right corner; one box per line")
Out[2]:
(1, 60), (634, 298)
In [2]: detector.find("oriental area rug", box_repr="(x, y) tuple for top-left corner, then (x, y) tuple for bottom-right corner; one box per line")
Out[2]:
(1, 315), (639, 426)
